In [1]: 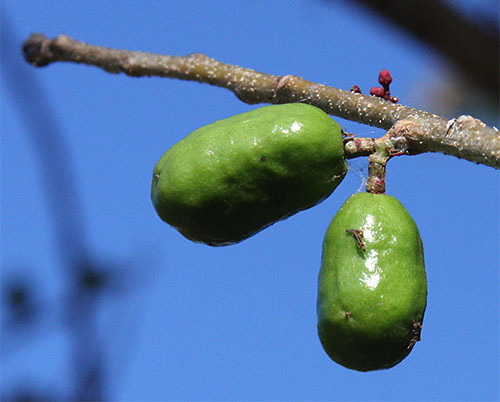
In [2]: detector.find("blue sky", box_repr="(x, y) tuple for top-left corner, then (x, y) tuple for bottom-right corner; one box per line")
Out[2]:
(2, 1), (499, 401)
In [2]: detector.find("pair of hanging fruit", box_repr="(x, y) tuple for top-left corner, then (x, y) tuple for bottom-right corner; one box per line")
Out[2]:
(151, 103), (427, 371)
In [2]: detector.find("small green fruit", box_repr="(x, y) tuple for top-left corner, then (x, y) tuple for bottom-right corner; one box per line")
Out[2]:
(317, 192), (427, 371)
(151, 103), (347, 246)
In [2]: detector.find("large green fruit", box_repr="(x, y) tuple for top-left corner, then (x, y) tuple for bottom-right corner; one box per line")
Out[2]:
(317, 192), (427, 371)
(151, 103), (347, 246)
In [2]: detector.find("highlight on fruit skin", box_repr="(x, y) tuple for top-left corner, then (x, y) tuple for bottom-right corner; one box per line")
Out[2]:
(317, 192), (427, 371)
(151, 103), (347, 246)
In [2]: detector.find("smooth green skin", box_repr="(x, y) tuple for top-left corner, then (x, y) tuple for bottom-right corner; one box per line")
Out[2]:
(317, 192), (427, 371)
(151, 103), (347, 246)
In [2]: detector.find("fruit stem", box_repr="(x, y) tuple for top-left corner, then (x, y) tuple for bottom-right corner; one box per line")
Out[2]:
(366, 141), (390, 194)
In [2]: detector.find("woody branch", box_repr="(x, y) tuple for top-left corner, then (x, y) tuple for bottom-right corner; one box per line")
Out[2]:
(22, 33), (500, 169)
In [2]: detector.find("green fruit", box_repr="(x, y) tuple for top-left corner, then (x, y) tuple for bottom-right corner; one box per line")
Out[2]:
(151, 103), (347, 246)
(317, 192), (427, 371)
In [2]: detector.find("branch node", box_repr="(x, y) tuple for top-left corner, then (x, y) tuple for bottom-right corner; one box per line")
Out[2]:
(271, 74), (301, 102)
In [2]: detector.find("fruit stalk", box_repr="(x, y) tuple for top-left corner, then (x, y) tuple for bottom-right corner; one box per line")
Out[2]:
(366, 140), (391, 194)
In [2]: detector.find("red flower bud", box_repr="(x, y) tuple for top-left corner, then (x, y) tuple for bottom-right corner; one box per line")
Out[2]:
(378, 69), (392, 87)
(351, 85), (362, 93)
(370, 86), (385, 97)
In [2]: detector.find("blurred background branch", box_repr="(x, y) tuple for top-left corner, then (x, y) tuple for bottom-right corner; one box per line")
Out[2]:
(346, 0), (499, 111)
(2, 13), (106, 401)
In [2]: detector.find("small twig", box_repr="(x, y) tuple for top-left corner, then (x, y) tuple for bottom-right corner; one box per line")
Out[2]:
(22, 34), (500, 168)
